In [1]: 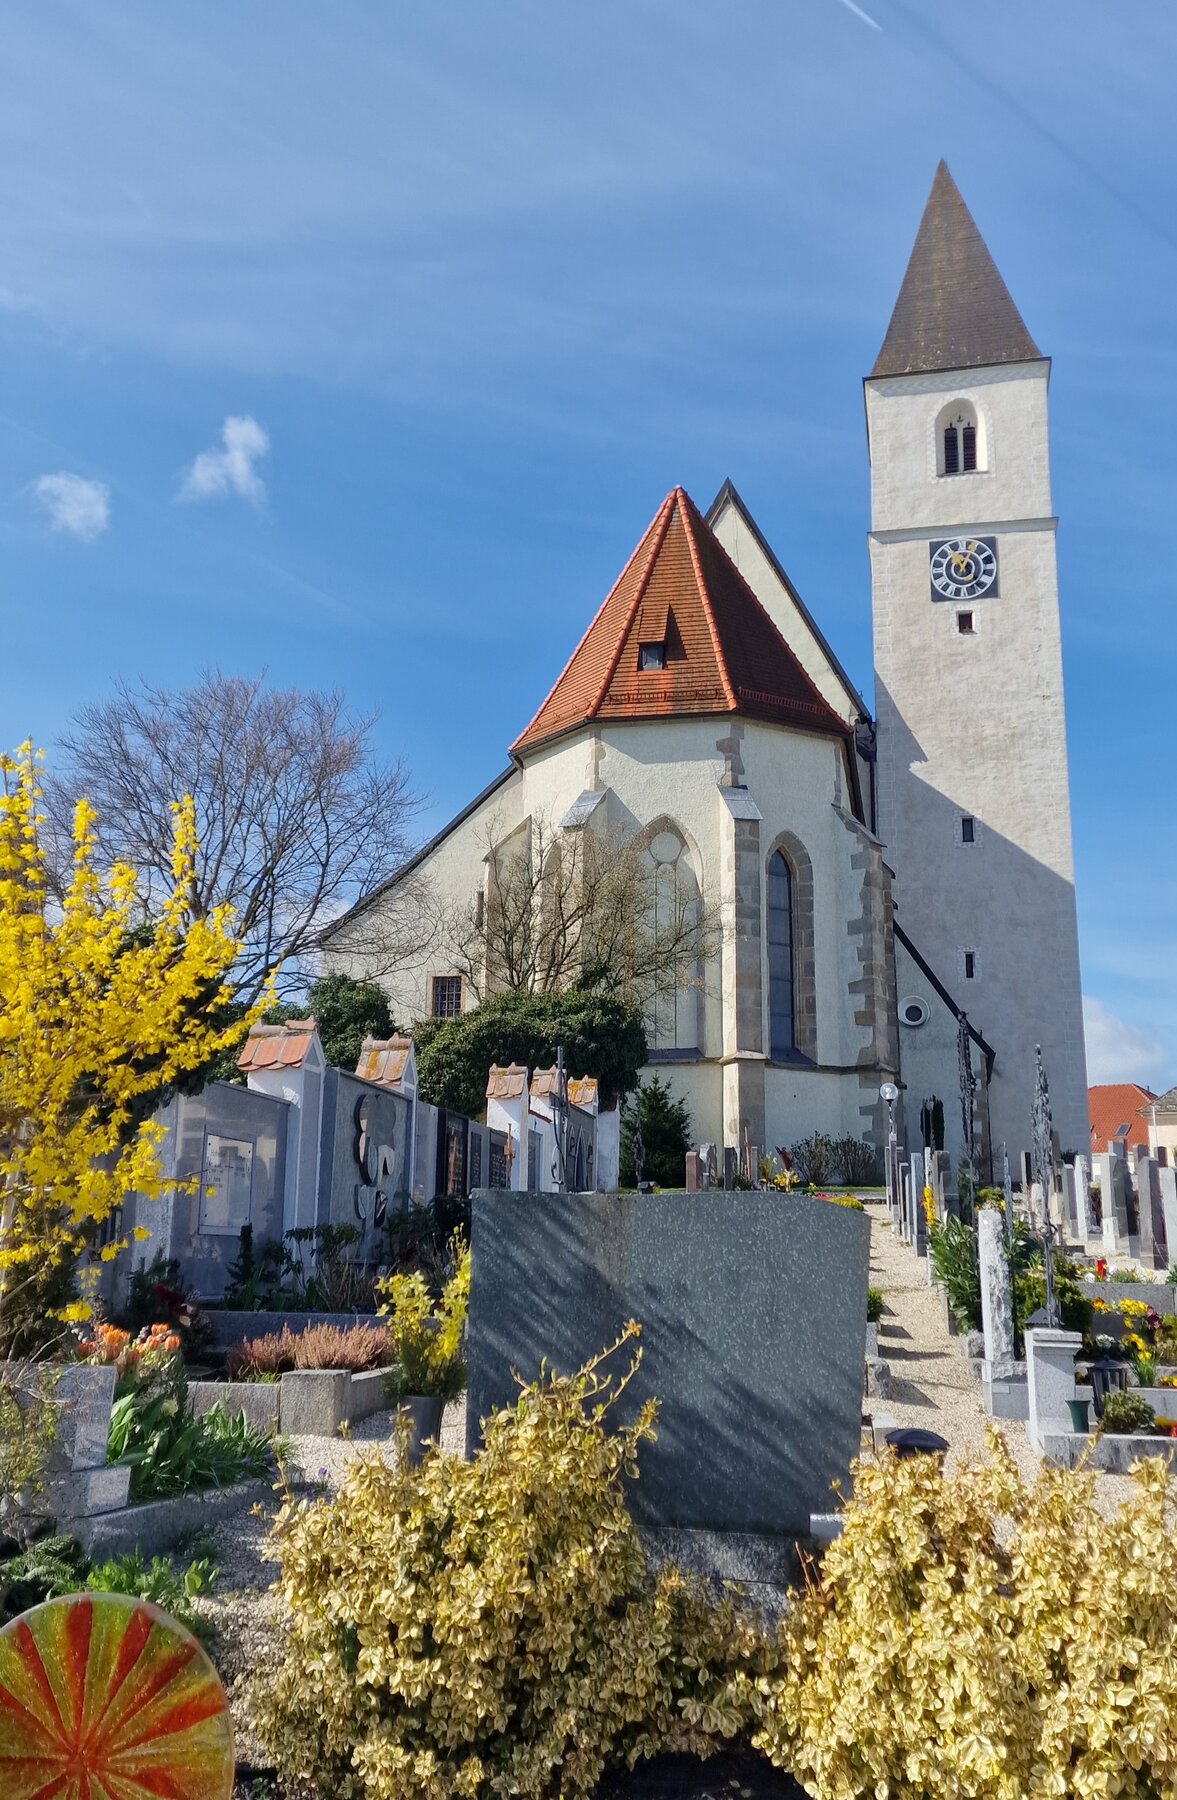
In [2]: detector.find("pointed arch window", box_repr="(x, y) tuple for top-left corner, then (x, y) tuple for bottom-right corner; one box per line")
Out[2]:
(937, 401), (984, 476)
(767, 850), (795, 1059)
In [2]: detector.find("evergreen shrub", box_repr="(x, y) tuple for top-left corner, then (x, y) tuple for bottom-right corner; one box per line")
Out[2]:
(755, 1434), (1177, 1796)
(251, 1328), (773, 1800)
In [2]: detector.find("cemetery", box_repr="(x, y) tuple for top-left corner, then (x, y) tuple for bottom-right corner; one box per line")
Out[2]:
(1, 36), (1174, 1793)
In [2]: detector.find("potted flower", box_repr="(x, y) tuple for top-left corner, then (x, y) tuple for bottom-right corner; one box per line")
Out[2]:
(377, 1238), (470, 1466)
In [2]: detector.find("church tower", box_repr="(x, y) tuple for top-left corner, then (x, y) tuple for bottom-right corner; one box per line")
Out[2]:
(866, 162), (1088, 1164)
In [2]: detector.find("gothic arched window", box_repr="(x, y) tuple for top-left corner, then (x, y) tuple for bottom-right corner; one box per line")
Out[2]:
(937, 400), (984, 476)
(645, 823), (700, 1054)
(767, 850), (795, 1059)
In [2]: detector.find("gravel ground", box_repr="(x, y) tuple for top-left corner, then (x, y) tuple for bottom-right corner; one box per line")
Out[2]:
(864, 1200), (1139, 1512)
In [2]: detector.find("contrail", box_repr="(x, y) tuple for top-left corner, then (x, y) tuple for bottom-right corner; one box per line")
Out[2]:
(836, 0), (883, 28)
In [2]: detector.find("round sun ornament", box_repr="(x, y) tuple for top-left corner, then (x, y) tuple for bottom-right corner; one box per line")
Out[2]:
(0, 1591), (234, 1800)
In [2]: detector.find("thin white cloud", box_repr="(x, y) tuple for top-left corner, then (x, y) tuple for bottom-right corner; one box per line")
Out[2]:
(181, 414), (269, 504)
(34, 471), (110, 541)
(1082, 995), (1171, 1087)
(836, 0), (883, 28)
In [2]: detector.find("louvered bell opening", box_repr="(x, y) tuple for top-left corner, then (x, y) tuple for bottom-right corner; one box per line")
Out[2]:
(943, 425), (960, 474)
(961, 423), (977, 471)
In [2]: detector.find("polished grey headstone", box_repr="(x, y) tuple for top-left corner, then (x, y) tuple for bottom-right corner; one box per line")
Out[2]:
(466, 1187), (869, 1538)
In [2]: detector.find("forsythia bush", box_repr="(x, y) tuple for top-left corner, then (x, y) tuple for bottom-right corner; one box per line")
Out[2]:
(755, 1430), (1177, 1798)
(0, 742), (260, 1336)
(251, 1327), (773, 1800)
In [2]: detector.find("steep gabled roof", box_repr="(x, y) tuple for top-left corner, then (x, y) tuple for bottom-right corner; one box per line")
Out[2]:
(706, 478), (868, 724)
(871, 161), (1042, 379)
(511, 487), (848, 756)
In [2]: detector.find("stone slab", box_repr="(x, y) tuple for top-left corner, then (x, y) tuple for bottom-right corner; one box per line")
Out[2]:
(467, 1188), (869, 1538)
(1083, 1280), (1176, 1313)
(190, 1380), (281, 1434)
(279, 1368), (350, 1436)
(74, 1479), (270, 1559)
(53, 1463), (132, 1521)
(1038, 1433), (1177, 1473)
(982, 1372), (1029, 1420)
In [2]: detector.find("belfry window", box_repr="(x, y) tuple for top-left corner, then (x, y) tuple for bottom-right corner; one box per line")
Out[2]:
(767, 851), (796, 1058)
(936, 401), (984, 476)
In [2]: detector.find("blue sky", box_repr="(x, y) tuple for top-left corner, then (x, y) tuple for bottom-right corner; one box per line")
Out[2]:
(1, 1), (1173, 1089)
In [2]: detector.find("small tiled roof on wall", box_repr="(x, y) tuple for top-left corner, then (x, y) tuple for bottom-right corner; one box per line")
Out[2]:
(486, 1063), (528, 1101)
(871, 161), (1042, 379)
(510, 486), (848, 756)
(238, 1020), (318, 1071)
(1088, 1082), (1156, 1149)
(355, 1035), (414, 1088)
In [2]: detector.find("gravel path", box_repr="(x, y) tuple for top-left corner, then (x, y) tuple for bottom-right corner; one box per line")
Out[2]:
(864, 1200), (1138, 1511)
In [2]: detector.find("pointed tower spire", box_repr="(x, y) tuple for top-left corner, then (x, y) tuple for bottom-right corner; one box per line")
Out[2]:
(871, 161), (1041, 378)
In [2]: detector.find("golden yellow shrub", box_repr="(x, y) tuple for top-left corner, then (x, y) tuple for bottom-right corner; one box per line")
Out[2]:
(756, 1431), (1177, 1798)
(251, 1327), (773, 1800)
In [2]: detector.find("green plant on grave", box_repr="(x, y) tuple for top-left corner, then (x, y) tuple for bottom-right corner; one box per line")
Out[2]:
(376, 1234), (470, 1402)
(251, 1325), (774, 1800)
(786, 1134), (838, 1187)
(1012, 1270), (1093, 1345)
(227, 1321), (396, 1380)
(929, 1215), (980, 1331)
(754, 1432), (1177, 1797)
(1098, 1389), (1155, 1435)
(1133, 1348), (1159, 1388)
(619, 1075), (692, 1188)
(866, 1286), (884, 1324)
(86, 1546), (219, 1638)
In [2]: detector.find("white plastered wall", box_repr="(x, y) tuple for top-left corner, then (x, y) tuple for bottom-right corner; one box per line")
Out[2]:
(867, 359), (1088, 1161)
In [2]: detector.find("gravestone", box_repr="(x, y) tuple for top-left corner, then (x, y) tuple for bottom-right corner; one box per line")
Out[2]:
(1138, 1154), (1167, 1269)
(910, 1151), (927, 1255)
(1020, 1151), (1033, 1192)
(900, 1164), (911, 1242)
(1159, 1166), (1177, 1269)
(1094, 1152), (1128, 1254)
(684, 1152), (701, 1193)
(467, 1188), (869, 1539)
(1072, 1154), (1092, 1241)
(978, 1206), (1026, 1418)
(1061, 1164), (1079, 1238)
(1026, 1328), (1083, 1454)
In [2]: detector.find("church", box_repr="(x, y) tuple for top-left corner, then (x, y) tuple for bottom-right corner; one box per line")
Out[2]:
(323, 163), (1089, 1178)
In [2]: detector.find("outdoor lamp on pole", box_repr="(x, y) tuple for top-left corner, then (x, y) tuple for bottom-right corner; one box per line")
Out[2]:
(881, 1081), (899, 1212)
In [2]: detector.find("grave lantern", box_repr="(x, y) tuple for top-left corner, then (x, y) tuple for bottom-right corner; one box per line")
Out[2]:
(1089, 1352), (1129, 1419)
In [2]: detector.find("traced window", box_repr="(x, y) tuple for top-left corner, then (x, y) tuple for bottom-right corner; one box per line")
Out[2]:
(199, 1134), (254, 1235)
(768, 850), (796, 1058)
(937, 400), (985, 476)
(431, 975), (463, 1018)
(645, 825), (699, 1053)
(957, 610), (975, 635)
(961, 816), (976, 844)
(638, 642), (666, 671)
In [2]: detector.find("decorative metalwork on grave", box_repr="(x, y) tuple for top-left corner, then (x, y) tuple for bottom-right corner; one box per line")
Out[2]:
(1031, 1043), (1059, 1328)
(957, 1011), (977, 1215)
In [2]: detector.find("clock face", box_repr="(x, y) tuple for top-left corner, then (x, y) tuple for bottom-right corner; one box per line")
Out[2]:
(929, 535), (998, 602)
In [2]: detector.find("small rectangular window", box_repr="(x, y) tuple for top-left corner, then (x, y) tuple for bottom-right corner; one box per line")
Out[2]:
(964, 951), (976, 980)
(431, 975), (463, 1018)
(961, 816), (975, 844)
(957, 610), (975, 634)
(638, 642), (666, 671)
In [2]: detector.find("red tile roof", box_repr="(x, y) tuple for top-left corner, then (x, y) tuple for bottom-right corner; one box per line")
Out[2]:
(238, 1020), (318, 1072)
(510, 487), (849, 756)
(1088, 1083), (1156, 1151)
(355, 1035), (414, 1088)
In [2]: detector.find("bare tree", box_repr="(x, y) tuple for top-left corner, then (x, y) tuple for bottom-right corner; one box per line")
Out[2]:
(49, 671), (422, 1003)
(449, 813), (722, 1009)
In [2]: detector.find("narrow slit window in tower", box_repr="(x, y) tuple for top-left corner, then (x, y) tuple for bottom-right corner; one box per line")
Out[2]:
(964, 951), (976, 980)
(961, 816), (975, 844)
(943, 423), (960, 474)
